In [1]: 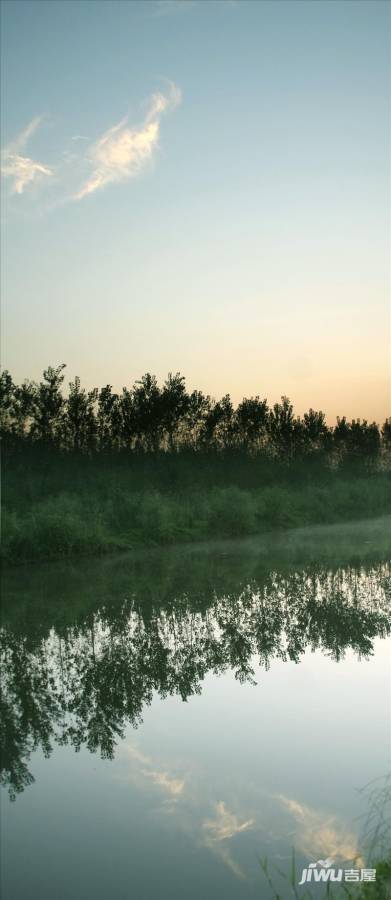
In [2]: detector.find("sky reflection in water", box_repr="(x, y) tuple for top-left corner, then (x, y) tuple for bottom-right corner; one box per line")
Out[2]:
(1, 519), (390, 899)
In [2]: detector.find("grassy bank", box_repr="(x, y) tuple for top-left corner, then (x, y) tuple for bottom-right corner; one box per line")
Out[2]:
(2, 450), (391, 563)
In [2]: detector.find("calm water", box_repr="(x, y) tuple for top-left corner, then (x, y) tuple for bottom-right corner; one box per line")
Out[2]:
(1, 518), (390, 900)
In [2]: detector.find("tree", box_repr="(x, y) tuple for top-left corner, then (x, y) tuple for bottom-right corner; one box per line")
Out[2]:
(268, 396), (296, 458)
(30, 365), (66, 446)
(1, 363), (388, 463)
(381, 418), (391, 453)
(131, 374), (164, 452)
(234, 396), (269, 450)
(12, 381), (37, 440)
(348, 420), (380, 461)
(0, 371), (16, 440)
(161, 372), (189, 451)
(63, 377), (98, 452)
(97, 385), (121, 451)
(333, 416), (350, 460)
(302, 408), (330, 454)
(184, 390), (211, 449)
(201, 395), (234, 449)
(0, 371), (36, 443)
(334, 417), (381, 464)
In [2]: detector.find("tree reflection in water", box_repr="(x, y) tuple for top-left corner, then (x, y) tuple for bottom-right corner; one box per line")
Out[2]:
(1, 532), (390, 801)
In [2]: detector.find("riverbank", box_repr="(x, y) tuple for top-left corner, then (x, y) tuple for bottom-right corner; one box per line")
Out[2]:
(2, 464), (391, 564)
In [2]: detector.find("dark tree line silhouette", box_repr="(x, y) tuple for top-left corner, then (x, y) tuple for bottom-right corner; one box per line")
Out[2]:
(1, 364), (390, 461)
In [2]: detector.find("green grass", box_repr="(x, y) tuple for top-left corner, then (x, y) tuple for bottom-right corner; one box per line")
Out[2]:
(2, 454), (391, 564)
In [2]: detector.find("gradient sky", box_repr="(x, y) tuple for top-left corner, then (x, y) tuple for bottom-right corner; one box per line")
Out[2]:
(1, 0), (390, 422)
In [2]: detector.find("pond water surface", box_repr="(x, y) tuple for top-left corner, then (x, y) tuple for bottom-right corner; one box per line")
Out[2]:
(1, 518), (390, 900)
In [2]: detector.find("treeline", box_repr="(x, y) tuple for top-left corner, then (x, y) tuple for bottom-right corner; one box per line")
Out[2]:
(1, 364), (390, 462)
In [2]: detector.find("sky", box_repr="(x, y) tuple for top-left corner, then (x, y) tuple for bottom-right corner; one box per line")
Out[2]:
(1, 0), (390, 422)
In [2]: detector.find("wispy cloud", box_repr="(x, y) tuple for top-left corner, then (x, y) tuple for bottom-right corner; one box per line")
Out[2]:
(120, 745), (254, 882)
(10, 116), (42, 152)
(141, 768), (185, 797)
(277, 794), (364, 865)
(202, 801), (255, 843)
(2, 83), (181, 208)
(201, 801), (255, 880)
(1, 116), (53, 195)
(123, 744), (186, 799)
(74, 81), (181, 201)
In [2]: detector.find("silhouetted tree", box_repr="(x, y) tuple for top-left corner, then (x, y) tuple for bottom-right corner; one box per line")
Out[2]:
(131, 374), (163, 452)
(184, 390), (211, 449)
(333, 415), (350, 460)
(63, 377), (98, 451)
(234, 396), (269, 450)
(348, 420), (380, 461)
(302, 408), (329, 454)
(268, 396), (297, 457)
(201, 395), (234, 449)
(97, 385), (122, 451)
(382, 418), (391, 452)
(12, 381), (37, 440)
(0, 364), (389, 462)
(0, 371), (16, 440)
(120, 386), (136, 449)
(0, 371), (35, 443)
(333, 416), (381, 465)
(30, 365), (66, 446)
(161, 372), (189, 450)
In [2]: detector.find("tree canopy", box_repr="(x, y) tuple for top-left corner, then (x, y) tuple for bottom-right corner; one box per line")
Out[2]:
(1, 366), (388, 464)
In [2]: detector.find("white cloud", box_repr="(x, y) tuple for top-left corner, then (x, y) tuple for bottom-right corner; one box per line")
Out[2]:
(277, 794), (364, 865)
(123, 744), (186, 798)
(74, 81), (181, 201)
(121, 745), (253, 882)
(141, 768), (185, 797)
(202, 801), (255, 842)
(201, 801), (255, 881)
(10, 116), (42, 152)
(2, 156), (53, 196)
(1, 116), (53, 195)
